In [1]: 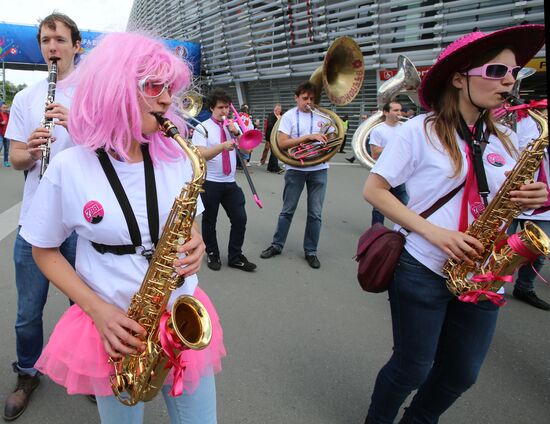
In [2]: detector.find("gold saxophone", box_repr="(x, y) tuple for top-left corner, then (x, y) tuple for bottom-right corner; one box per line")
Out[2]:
(110, 114), (212, 406)
(444, 96), (550, 300)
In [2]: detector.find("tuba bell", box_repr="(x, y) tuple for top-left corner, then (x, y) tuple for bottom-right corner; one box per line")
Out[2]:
(270, 36), (364, 167)
(351, 55), (420, 169)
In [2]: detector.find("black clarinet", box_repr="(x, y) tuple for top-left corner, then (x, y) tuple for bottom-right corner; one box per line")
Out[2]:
(39, 59), (58, 179)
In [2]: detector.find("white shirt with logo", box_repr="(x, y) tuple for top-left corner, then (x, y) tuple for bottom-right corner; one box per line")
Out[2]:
(369, 121), (402, 148)
(278, 106), (332, 172)
(192, 118), (237, 183)
(20, 146), (204, 311)
(6, 78), (75, 224)
(372, 114), (518, 277)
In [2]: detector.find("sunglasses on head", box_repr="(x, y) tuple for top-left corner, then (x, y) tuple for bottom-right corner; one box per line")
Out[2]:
(463, 63), (521, 80)
(138, 75), (171, 98)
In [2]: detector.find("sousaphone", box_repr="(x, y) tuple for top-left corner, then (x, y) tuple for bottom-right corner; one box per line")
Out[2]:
(270, 37), (364, 167)
(351, 55), (420, 169)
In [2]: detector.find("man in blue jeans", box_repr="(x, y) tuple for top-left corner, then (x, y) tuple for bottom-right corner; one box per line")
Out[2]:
(260, 81), (333, 269)
(3, 13), (81, 421)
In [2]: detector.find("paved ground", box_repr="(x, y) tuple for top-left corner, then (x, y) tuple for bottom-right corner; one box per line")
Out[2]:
(0, 153), (549, 423)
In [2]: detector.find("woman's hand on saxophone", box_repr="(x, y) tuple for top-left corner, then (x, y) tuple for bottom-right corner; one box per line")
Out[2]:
(509, 179), (548, 210)
(90, 299), (147, 359)
(173, 224), (205, 277)
(423, 224), (484, 265)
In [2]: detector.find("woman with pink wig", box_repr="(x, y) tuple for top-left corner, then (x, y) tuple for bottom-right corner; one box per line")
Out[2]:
(19, 32), (225, 423)
(362, 25), (545, 423)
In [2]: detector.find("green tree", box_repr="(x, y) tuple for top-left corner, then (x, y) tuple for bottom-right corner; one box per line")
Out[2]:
(1, 80), (27, 105)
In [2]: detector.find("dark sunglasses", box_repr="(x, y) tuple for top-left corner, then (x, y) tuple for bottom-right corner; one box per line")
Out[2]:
(463, 63), (521, 80)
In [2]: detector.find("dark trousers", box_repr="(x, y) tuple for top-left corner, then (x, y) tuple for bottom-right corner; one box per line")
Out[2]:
(367, 250), (499, 423)
(267, 151), (281, 172)
(200, 180), (247, 262)
(372, 184), (408, 226)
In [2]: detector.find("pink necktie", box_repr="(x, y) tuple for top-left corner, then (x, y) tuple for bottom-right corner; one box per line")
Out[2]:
(212, 118), (231, 175)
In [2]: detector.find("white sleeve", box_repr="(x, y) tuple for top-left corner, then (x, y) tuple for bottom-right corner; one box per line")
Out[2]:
(4, 91), (29, 143)
(20, 162), (71, 247)
(192, 124), (208, 147)
(278, 111), (293, 136)
(369, 126), (386, 148)
(371, 123), (418, 188)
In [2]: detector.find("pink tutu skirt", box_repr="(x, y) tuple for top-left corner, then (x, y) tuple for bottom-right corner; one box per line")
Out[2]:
(36, 287), (226, 396)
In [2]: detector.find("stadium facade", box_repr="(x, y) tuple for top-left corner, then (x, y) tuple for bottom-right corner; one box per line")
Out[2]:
(128, 0), (546, 133)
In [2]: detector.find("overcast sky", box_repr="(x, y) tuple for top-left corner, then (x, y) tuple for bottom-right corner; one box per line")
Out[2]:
(2, 0), (135, 86)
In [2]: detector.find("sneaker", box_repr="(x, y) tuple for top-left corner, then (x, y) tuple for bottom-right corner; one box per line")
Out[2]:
(512, 288), (550, 310)
(3, 161), (10, 167)
(228, 254), (257, 272)
(260, 245), (281, 259)
(345, 157), (355, 163)
(206, 252), (221, 271)
(305, 254), (320, 269)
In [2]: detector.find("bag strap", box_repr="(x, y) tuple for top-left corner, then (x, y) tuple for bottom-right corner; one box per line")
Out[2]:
(419, 181), (465, 219)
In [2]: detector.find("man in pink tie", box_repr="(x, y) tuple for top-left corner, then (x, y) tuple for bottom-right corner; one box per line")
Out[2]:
(192, 89), (257, 272)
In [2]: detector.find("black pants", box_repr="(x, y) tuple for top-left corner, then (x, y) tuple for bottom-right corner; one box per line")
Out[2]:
(267, 151), (281, 172)
(200, 180), (247, 262)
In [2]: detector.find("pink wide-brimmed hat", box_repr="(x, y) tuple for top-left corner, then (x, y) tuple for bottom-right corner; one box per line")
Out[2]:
(418, 24), (546, 111)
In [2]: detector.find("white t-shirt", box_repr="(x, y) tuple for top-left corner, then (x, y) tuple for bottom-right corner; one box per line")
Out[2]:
(372, 114), (518, 276)
(20, 146), (204, 311)
(192, 118), (237, 183)
(515, 115), (550, 221)
(278, 106), (332, 172)
(5, 78), (75, 225)
(369, 121), (401, 148)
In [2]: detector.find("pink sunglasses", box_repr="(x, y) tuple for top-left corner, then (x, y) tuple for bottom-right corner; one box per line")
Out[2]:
(463, 63), (521, 80)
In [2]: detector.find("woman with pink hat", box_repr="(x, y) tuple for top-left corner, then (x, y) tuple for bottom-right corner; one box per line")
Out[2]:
(362, 24), (546, 423)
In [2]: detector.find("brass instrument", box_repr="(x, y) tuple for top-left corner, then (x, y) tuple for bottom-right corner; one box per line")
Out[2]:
(177, 90), (208, 137)
(270, 36), (364, 167)
(39, 59), (58, 179)
(444, 95), (550, 300)
(351, 55), (420, 169)
(497, 67), (536, 131)
(110, 114), (212, 406)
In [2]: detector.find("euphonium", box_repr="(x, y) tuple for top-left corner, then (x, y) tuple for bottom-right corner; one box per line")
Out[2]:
(110, 114), (212, 406)
(39, 59), (58, 179)
(270, 36), (363, 167)
(444, 95), (550, 300)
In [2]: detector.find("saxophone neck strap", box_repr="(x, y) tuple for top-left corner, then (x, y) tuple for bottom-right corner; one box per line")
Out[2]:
(458, 115), (490, 206)
(92, 144), (159, 261)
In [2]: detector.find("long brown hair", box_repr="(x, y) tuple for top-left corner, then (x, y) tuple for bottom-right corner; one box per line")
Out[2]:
(424, 48), (517, 178)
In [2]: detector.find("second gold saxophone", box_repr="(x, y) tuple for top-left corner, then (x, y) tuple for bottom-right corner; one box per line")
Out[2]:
(110, 114), (212, 406)
(444, 95), (550, 302)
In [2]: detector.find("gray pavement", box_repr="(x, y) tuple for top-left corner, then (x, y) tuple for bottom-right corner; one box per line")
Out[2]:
(0, 154), (549, 424)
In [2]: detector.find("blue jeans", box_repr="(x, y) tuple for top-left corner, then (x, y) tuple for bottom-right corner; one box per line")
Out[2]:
(367, 250), (499, 424)
(13, 228), (77, 375)
(372, 184), (409, 226)
(0, 135), (9, 162)
(96, 374), (216, 424)
(507, 219), (550, 292)
(272, 168), (328, 255)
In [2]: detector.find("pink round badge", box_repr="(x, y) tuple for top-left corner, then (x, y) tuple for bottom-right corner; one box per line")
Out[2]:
(83, 200), (104, 224)
(487, 153), (505, 167)
(471, 201), (485, 219)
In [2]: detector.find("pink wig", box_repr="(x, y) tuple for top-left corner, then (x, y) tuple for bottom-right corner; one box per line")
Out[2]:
(67, 32), (193, 163)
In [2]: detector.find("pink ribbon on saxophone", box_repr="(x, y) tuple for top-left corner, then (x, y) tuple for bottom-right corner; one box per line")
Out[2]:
(159, 312), (187, 397)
